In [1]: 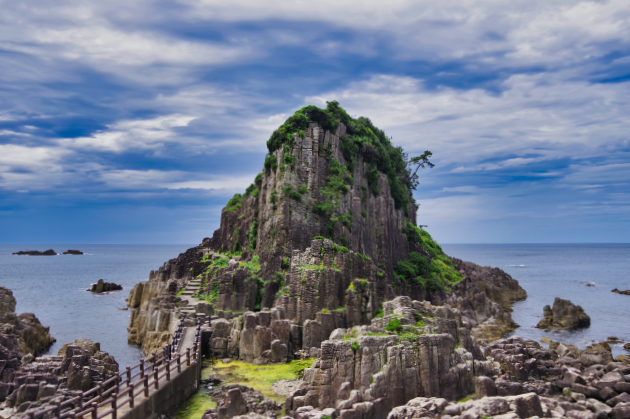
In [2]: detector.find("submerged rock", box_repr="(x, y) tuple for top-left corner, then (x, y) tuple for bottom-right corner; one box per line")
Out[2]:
(536, 297), (591, 330)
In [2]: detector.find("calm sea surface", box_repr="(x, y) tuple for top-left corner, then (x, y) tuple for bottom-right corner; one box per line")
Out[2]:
(1, 244), (628, 368)
(442, 244), (630, 357)
(0, 244), (193, 367)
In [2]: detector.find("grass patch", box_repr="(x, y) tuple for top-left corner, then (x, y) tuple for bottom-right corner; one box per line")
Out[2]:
(208, 359), (315, 402)
(385, 318), (403, 333)
(173, 391), (216, 419)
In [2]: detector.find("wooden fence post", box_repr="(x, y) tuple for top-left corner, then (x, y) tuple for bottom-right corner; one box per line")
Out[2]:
(126, 366), (131, 388)
(140, 359), (145, 379)
(144, 376), (149, 398)
(166, 358), (171, 381)
(186, 348), (190, 366)
(97, 384), (102, 403)
(55, 402), (60, 419)
(91, 402), (97, 419)
(154, 365), (159, 389)
(177, 353), (181, 373)
(111, 393), (117, 419)
(129, 382), (135, 409)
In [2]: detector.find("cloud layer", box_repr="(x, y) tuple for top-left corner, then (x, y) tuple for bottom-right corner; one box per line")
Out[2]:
(1, 0), (629, 243)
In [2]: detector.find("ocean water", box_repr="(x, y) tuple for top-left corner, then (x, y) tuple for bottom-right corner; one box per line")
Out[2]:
(0, 244), (193, 367)
(442, 244), (630, 357)
(1, 244), (628, 369)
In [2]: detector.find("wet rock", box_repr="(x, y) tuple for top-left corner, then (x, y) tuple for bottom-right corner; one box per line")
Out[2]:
(612, 289), (630, 296)
(537, 297), (591, 330)
(90, 279), (123, 293)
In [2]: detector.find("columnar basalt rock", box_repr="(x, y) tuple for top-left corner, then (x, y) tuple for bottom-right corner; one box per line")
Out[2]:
(0, 286), (55, 358)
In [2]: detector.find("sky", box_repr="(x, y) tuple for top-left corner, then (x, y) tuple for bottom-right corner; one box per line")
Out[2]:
(1, 0), (629, 244)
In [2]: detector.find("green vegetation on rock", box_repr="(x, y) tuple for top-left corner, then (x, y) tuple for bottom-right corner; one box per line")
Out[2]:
(395, 223), (463, 292)
(209, 359), (315, 403)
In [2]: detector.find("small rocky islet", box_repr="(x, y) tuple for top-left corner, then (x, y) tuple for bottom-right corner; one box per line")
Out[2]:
(2, 103), (630, 419)
(11, 249), (83, 256)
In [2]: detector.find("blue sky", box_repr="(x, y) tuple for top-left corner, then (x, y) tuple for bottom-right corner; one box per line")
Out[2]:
(1, 0), (629, 244)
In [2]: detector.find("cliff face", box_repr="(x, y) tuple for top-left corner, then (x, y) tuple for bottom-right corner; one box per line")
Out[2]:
(126, 104), (526, 359)
(204, 122), (417, 278)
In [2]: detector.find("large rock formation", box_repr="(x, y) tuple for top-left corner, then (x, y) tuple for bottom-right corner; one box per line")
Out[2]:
(537, 297), (591, 330)
(126, 104), (528, 362)
(11, 250), (57, 256)
(1, 338), (119, 416)
(0, 287), (55, 357)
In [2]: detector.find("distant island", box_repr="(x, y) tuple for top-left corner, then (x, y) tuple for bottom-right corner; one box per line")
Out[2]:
(12, 249), (57, 256)
(12, 249), (84, 255)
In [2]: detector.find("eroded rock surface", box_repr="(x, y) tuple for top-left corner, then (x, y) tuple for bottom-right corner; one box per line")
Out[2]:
(537, 297), (591, 330)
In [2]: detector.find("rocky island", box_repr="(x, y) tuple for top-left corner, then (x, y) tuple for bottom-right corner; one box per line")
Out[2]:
(11, 250), (57, 256)
(5, 103), (630, 419)
(123, 103), (630, 419)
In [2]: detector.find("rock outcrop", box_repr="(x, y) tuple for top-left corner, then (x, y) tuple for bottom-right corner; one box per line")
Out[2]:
(202, 384), (281, 419)
(62, 250), (83, 255)
(1, 338), (119, 416)
(537, 297), (591, 330)
(11, 250), (56, 256)
(89, 279), (123, 293)
(612, 289), (630, 296)
(0, 287), (55, 357)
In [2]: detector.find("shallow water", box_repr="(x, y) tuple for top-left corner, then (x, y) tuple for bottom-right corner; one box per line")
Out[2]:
(442, 244), (630, 357)
(0, 244), (192, 367)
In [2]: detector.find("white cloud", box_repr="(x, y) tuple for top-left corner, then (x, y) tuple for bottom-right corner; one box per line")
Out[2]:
(0, 144), (72, 190)
(0, 130), (30, 137)
(58, 114), (197, 152)
(306, 72), (630, 168)
(97, 169), (257, 193)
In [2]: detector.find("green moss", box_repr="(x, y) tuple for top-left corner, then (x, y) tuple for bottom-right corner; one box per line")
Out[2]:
(457, 395), (472, 403)
(346, 282), (355, 292)
(209, 359), (315, 402)
(332, 243), (349, 253)
(173, 391), (216, 419)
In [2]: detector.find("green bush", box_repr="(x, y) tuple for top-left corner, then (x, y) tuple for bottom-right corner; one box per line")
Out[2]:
(254, 172), (263, 185)
(361, 210), (367, 218)
(351, 342), (360, 351)
(281, 257), (290, 270)
(313, 236), (325, 240)
(299, 183), (308, 194)
(264, 154), (278, 173)
(225, 194), (243, 212)
(332, 243), (349, 253)
(244, 183), (258, 197)
(282, 185), (302, 201)
(374, 308), (384, 318)
(385, 318), (403, 333)
(284, 153), (296, 166)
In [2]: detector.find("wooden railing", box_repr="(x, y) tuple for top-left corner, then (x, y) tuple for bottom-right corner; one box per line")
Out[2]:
(27, 315), (209, 419)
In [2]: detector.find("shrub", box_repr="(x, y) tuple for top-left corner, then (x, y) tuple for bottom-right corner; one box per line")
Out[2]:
(299, 183), (308, 194)
(284, 153), (296, 166)
(385, 318), (403, 333)
(361, 210), (367, 218)
(281, 257), (290, 270)
(313, 236), (325, 240)
(225, 194), (243, 212)
(351, 342), (360, 351)
(332, 243), (349, 253)
(264, 154), (278, 173)
(254, 172), (263, 185)
(244, 183), (258, 197)
(282, 185), (302, 201)
(374, 308), (384, 318)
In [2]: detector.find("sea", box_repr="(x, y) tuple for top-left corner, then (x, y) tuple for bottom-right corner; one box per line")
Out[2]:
(0, 244), (193, 367)
(1, 243), (629, 368)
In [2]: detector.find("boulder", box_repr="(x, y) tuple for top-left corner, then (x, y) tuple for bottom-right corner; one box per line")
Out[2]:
(612, 289), (630, 296)
(536, 297), (590, 330)
(90, 279), (123, 293)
